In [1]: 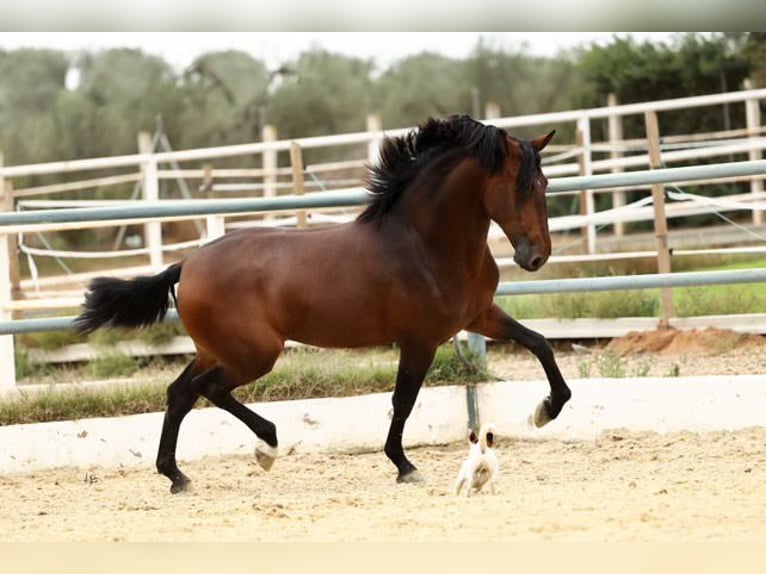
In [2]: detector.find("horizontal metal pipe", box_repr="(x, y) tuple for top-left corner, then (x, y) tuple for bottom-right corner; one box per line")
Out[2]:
(1, 310), (179, 336)
(0, 189), (370, 227)
(547, 159), (766, 193)
(3, 160), (766, 230)
(4, 269), (766, 336)
(496, 268), (766, 296)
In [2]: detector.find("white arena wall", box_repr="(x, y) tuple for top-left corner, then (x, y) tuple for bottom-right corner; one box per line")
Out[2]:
(1, 375), (766, 475)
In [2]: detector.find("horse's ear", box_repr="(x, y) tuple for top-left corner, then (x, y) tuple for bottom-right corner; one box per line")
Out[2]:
(530, 130), (556, 152)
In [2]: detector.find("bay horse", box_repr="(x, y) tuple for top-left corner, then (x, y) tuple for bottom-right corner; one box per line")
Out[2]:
(75, 115), (571, 494)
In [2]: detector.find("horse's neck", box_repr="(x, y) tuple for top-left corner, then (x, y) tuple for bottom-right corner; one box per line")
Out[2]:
(398, 166), (492, 273)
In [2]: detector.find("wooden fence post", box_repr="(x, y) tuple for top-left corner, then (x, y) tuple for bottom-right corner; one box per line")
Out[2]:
(205, 215), (226, 241)
(607, 93), (626, 236)
(576, 117), (596, 254)
(290, 142), (307, 229)
(366, 114), (382, 164)
(201, 163), (214, 195)
(262, 125), (278, 199)
(2, 179), (22, 319)
(0, 153), (16, 390)
(744, 79), (763, 225)
(138, 132), (163, 268)
(484, 102), (501, 121)
(644, 110), (675, 327)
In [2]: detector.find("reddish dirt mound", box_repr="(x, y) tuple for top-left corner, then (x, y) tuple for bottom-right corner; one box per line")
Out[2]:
(606, 327), (766, 357)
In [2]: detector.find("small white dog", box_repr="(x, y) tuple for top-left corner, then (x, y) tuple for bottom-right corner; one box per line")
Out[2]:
(455, 423), (499, 497)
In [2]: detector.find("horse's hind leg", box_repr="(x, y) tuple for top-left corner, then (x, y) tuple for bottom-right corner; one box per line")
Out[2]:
(192, 363), (279, 471)
(156, 360), (202, 494)
(384, 342), (436, 483)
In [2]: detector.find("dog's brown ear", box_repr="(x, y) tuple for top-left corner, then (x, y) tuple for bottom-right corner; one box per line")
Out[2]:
(468, 430), (478, 444)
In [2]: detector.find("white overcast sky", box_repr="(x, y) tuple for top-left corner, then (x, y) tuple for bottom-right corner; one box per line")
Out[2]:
(0, 32), (680, 71)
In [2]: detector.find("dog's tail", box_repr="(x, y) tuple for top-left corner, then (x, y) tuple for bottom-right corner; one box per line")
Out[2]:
(478, 423), (496, 454)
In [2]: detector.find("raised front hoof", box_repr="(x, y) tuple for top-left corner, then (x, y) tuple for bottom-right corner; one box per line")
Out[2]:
(255, 439), (279, 472)
(396, 469), (424, 484)
(533, 398), (553, 428)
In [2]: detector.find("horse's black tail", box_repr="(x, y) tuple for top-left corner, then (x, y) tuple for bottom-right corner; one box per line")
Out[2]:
(74, 263), (183, 334)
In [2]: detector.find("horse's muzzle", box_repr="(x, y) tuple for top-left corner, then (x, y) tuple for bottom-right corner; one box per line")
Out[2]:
(513, 239), (548, 272)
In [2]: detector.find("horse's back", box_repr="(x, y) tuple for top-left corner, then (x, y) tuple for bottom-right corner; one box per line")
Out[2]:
(176, 223), (401, 351)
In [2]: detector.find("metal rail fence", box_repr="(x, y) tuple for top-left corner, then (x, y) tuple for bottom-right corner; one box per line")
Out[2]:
(2, 159), (766, 389)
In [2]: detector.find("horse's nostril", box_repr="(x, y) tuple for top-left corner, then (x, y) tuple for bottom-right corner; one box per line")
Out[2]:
(529, 256), (543, 271)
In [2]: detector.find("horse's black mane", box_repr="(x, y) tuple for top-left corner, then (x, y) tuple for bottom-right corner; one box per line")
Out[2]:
(358, 114), (536, 224)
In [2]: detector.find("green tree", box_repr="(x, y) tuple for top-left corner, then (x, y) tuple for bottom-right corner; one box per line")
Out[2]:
(372, 52), (468, 129)
(69, 48), (182, 158)
(463, 38), (581, 139)
(263, 49), (374, 163)
(177, 50), (271, 149)
(0, 48), (69, 165)
(574, 33), (758, 229)
(575, 33), (753, 139)
(265, 49), (374, 138)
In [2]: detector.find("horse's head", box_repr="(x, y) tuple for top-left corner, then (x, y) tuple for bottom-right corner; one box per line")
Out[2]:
(483, 130), (555, 272)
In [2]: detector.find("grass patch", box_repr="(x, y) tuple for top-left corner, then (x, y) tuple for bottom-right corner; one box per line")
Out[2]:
(18, 329), (86, 351)
(134, 322), (186, 347)
(498, 288), (658, 320)
(85, 351), (141, 379)
(427, 344), (489, 382)
(18, 322), (188, 352)
(14, 349), (53, 379)
(672, 255), (766, 316)
(1, 344), (488, 426)
(1, 384), (169, 426)
(543, 289), (658, 319)
(674, 285), (766, 317)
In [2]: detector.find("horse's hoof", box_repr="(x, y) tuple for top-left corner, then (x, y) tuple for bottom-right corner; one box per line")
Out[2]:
(533, 399), (553, 428)
(396, 470), (424, 484)
(170, 478), (192, 494)
(255, 439), (278, 472)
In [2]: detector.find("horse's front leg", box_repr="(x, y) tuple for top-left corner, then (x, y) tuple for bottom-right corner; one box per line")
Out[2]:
(468, 303), (571, 426)
(384, 342), (437, 483)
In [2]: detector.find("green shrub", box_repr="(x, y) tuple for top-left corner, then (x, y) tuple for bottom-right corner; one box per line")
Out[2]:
(577, 351), (653, 379)
(595, 351), (626, 378)
(577, 360), (591, 379)
(665, 364), (681, 377)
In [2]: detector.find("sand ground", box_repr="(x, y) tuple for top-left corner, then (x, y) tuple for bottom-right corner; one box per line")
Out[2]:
(1, 425), (764, 542)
